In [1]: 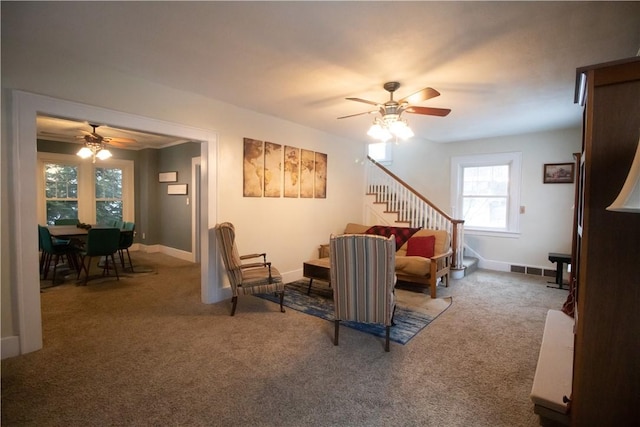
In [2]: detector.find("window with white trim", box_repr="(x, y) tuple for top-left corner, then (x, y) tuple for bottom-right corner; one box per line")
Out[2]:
(451, 152), (521, 235)
(368, 142), (392, 165)
(37, 152), (134, 225)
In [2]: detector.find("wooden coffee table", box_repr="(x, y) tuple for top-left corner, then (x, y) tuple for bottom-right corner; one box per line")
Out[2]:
(303, 258), (331, 295)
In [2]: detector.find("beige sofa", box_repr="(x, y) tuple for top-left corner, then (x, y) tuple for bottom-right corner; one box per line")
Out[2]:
(320, 223), (452, 298)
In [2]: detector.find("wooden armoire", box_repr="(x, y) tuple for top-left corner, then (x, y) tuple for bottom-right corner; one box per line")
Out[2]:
(570, 57), (640, 425)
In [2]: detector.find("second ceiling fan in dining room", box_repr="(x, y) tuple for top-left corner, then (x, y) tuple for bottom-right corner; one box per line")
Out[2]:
(77, 123), (137, 148)
(76, 123), (137, 162)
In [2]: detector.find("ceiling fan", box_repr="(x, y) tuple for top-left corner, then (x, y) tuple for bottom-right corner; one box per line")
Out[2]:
(338, 82), (451, 141)
(76, 124), (136, 162)
(76, 123), (136, 148)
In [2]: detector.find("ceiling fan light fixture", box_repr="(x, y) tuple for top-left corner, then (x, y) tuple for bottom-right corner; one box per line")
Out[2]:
(368, 115), (413, 142)
(77, 140), (111, 163)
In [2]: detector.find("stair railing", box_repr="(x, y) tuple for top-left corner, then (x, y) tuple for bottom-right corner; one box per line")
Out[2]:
(365, 156), (465, 272)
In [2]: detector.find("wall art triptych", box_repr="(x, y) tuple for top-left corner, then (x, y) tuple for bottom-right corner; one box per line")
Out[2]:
(243, 137), (327, 198)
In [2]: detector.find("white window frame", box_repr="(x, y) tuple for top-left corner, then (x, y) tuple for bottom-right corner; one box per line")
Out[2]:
(451, 152), (521, 237)
(37, 152), (135, 225)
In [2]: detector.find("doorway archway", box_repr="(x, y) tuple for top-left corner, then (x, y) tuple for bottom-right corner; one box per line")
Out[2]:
(10, 91), (218, 355)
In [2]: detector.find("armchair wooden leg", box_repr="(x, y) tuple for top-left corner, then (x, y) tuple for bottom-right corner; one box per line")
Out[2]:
(334, 320), (340, 346)
(230, 296), (238, 316)
(430, 277), (437, 299)
(278, 291), (285, 313)
(385, 325), (391, 352)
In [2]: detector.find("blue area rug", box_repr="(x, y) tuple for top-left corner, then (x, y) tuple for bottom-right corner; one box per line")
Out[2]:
(256, 280), (451, 345)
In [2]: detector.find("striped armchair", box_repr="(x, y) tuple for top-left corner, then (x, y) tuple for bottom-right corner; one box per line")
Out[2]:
(330, 233), (397, 352)
(214, 222), (285, 316)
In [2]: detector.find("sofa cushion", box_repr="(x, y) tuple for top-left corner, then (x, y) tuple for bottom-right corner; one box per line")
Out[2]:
(397, 228), (449, 257)
(395, 256), (430, 277)
(406, 235), (436, 258)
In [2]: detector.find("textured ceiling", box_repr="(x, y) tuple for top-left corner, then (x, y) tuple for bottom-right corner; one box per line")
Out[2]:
(4, 1), (640, 147)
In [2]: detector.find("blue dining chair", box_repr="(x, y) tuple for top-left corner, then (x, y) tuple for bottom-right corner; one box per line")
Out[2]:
(77, 228), (121, 285)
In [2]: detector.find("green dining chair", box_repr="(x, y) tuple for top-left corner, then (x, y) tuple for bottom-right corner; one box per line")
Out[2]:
(38, 225), (80, 283)
(77, 228), (121, 285)
(118, 222), (135, 271)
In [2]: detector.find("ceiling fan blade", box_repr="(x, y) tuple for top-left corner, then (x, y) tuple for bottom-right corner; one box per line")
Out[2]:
(107, 137), (137, 144)
(105, 140), (129, 148)
(399, 87), (440, 105)
(405, 106), (451, 117)
(346, 97), (380, 106)
(337, 110), (378, 119)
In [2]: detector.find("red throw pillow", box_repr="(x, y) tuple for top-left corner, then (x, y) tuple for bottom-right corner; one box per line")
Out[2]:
(406, 236), (436, 258)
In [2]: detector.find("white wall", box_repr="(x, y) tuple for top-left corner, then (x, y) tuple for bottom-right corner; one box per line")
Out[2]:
(388, 128), (582, 269)
(1, 47), (365, 349)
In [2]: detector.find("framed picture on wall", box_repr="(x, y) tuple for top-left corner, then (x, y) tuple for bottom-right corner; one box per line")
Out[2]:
(543, 163), (575, 184)
(159, 171), (178, 182)
(300, 149), (315, 198)
(314, 152), (327, 198)
(243, 138), (264, 197)
(284, 145), (300, 198)
(167, 184), (188, 195)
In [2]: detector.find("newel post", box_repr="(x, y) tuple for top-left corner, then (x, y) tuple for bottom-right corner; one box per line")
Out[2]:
(450, 219), (465, 279)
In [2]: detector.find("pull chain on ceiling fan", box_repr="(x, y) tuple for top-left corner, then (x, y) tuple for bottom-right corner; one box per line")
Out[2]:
(338, 81), (451, 142)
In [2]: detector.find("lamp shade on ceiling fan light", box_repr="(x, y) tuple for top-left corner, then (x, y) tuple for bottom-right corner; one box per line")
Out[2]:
(606, 138), (640, 213)
(96, 149), (112, 160)
(389, 120), (414, 140)
(77, 146), (93, 159)
(367, 122), (392, 142)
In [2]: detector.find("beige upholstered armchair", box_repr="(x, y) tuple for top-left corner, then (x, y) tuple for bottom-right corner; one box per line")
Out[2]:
(330, 234), (396, 352)
(214, 222), (285, 316)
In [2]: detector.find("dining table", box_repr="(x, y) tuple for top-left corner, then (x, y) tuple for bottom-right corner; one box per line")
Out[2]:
(46, 224), (136, 275)
(47, 225), (92, 239)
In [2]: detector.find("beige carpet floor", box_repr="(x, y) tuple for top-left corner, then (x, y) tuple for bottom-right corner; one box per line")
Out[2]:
(2, 251), (566, 426)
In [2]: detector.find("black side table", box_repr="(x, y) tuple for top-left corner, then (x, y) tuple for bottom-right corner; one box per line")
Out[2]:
(548, 252), (571, 289)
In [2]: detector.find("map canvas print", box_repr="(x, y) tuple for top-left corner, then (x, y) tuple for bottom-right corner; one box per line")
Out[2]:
(300, 149), (315, 198)
(284, 145), (300, 198)
(243, 138), (264, 197)
(264, 141), (282, 197)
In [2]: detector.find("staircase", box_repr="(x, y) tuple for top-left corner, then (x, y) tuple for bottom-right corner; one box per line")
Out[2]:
(364, 157), (474, 278)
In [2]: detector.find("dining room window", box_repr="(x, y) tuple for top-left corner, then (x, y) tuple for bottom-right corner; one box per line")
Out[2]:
(44, 163), (79, 224)
(95, 167), (123, 225)
(37, 152), (134, 225)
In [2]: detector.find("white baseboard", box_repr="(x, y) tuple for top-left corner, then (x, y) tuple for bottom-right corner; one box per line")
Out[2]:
(134, 244), (194, 262)
(1, 336), (21, 359)
(479, 259), (512, 272)
(282, 268), (304, 284)
(465, 244), (553, 275)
